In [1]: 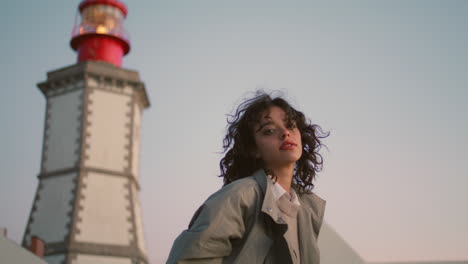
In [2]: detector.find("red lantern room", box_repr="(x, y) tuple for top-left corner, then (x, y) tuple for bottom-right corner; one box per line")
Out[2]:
(70, 0), (130, 67)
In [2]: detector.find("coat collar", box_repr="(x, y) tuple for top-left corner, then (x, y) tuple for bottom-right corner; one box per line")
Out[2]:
(252, 169), (325, 223)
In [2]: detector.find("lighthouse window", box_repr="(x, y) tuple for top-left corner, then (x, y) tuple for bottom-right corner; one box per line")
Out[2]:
(83, 5), (122, 31)
(72, 4), (127, 39)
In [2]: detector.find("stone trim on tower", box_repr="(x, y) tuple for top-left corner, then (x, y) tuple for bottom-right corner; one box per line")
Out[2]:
(22, 181), (43, 248)
(38, 167), (141, 190)
(64, 76), (89, 264)
(127, 179), (138, 251)
(39, 99), (51, 173)
(38, 62), (150, 109)
(52, 241), (148, 262)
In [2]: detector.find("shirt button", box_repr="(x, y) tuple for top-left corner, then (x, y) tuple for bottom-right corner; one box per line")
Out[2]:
(267, 208), (272, 212)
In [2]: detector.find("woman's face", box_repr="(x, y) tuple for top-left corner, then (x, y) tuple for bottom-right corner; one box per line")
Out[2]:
(253, 106), (302, 170)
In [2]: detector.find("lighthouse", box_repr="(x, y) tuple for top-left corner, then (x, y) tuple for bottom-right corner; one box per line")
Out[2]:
(22, 0), (150, 263)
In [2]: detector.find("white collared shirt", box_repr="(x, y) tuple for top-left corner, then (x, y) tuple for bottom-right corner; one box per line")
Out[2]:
(267, 175), (301, 206)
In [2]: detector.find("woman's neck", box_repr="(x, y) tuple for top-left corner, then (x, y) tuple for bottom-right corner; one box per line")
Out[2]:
(269, 165), (294, 192)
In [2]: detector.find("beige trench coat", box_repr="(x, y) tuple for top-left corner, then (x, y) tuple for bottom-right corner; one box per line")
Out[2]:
(167, 169), (326, 264)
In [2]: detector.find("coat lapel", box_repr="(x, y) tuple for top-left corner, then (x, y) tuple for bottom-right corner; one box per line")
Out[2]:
(253, 169), (283, 224)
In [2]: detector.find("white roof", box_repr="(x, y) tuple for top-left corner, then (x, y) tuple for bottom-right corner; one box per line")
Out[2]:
(318, 223), (468, 264)
(319, 222), (366, 264)
(0, 233), (47, 264)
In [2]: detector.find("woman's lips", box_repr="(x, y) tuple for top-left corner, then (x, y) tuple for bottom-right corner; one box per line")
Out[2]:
(280, 141), (296, 150)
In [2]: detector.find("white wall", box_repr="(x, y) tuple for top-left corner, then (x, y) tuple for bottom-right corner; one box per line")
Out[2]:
(75, 171), (132, 245)
(85, 89), (131, 172)
(25, 172), (76, 246)
(43, 90), (83, 172)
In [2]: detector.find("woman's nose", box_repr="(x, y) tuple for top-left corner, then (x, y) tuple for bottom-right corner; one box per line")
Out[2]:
(280, 127), (290, 138)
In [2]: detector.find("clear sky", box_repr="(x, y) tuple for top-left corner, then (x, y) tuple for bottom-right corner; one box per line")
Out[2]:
(1, 1), (467, 263)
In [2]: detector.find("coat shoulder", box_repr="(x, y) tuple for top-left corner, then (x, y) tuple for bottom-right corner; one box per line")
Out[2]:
(301, 192), (326, 216)
(306, 192), (326, 209)
(208, 176), (261, 200)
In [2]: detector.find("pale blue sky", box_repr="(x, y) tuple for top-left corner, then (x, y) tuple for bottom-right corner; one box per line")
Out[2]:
(1, 1), (467, 263)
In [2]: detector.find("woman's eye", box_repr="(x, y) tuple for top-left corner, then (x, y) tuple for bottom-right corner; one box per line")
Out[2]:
(263, 128), (276, 135)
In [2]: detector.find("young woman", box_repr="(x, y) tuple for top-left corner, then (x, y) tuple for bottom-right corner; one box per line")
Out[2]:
(167, 91), (329, 264)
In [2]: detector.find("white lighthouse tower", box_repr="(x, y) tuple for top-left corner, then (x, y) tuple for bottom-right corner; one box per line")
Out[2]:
(22, 1), (150, 263)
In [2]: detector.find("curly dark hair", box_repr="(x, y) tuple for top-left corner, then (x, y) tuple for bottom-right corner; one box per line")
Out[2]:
(219, 91), (329, 193)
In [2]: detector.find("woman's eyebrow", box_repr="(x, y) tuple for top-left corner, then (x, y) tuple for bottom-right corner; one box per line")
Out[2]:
(256, 121), (273, 132)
